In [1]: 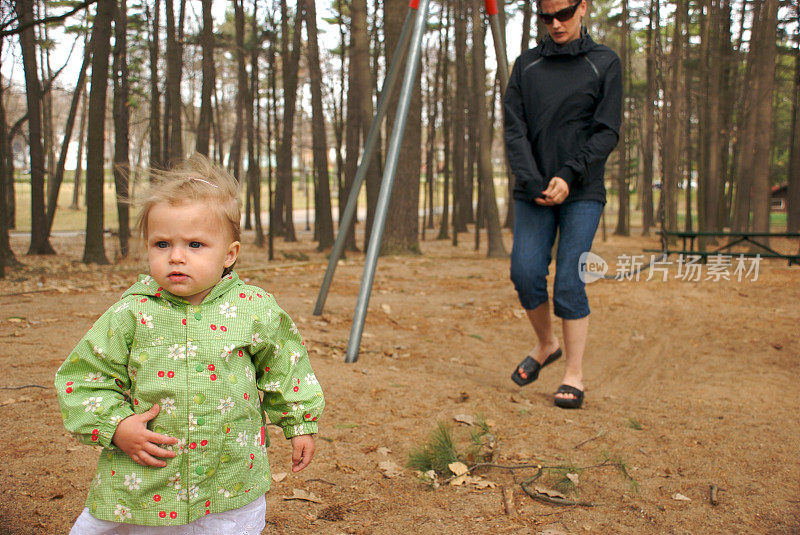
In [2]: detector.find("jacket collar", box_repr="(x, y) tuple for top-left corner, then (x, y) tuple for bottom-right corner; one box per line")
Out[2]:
(122, 271), (240, 306)
(539, 27), (596, 57)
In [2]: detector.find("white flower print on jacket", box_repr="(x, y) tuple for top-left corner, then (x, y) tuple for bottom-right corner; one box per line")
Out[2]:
(219, 302), (237, 319)
(85, 371), (106, 383)
(217, 397), (234, 414)
(160, 397), (176, 415)
(124, 472), (142, 490)
(168, 344), (186, 360)
(220, 344), (235, 362)
(114, 504), (132, 521)
(82, 396), (102, 412)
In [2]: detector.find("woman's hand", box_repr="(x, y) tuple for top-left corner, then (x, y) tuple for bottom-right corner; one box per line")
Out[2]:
(112, 404), (178, 467)
(535, 177), (569, 206)
(290, 434), (316, 473)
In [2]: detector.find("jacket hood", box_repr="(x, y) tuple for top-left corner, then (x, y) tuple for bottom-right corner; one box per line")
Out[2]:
(539, 27), (597, 57)
(122, 271), (240, 305)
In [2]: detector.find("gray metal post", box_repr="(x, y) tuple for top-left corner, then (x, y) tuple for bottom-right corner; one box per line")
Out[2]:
(344, 0), (430, 363)
(313, 9), (417, 317)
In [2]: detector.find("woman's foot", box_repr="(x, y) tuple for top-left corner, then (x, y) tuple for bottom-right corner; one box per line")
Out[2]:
(554, 373), (584, 403)
(554, 384), (584, 409)
(516, 340), (560, 381)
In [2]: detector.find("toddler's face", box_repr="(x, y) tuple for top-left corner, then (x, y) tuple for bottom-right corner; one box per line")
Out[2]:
(146, 201), (239, 305)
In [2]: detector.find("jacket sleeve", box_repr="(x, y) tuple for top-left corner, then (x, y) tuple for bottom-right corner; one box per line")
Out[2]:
(55, 300), (136, 449)
(252, 297), (324, 439)
(556, 55), (622, 188)
(504, 56), (547, 196)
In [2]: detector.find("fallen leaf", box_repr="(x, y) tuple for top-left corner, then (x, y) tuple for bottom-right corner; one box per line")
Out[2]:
(378, 460), (403, 478)
(283, 489), (322, 503)
(450, 475), (468, 486)
(672, 493), (691, 501)
(448, 462), (470, 477)
(271, 472), (288, 483)
(537, 527), (568, 535)
(453, 414), (475, 426)
(381, 304), (391, 315)
(566, 473), (580, 485)
(534, 486), (566, 499)
(470, 477), (497, 489)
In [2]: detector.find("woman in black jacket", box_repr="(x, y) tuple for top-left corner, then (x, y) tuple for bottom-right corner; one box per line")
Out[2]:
(504, 0), (622, 409)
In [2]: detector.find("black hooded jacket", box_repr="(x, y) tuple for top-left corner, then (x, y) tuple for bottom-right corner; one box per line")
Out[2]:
(504, 30), (622, 205)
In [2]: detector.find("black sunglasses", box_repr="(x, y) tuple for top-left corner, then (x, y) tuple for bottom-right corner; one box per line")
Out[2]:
(537, 2), (582, 25)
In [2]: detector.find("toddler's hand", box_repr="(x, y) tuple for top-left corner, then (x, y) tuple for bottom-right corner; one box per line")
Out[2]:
(290, 434), (316, 473)
(112, 404), (178, 467)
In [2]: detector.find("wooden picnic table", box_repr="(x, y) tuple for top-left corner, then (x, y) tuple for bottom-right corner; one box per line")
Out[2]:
(644, 230), (800, 266)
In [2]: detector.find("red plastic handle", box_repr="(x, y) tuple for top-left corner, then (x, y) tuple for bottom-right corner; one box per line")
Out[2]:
(484, 0), (498, 15)
(409, 0), (419, 9)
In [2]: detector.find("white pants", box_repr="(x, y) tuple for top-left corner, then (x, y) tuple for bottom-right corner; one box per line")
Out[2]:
(69, 495), (266, 535)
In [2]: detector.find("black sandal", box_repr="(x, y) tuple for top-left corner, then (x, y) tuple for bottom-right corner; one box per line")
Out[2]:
(511, 348), (562, 386)
(553, 384), (584, 409)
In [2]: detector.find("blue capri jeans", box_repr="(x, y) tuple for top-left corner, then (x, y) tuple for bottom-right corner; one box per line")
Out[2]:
(510, 199), (603, 319)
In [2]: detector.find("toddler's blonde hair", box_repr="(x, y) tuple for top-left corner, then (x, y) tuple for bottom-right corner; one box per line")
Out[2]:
(136, 154), (241, 275)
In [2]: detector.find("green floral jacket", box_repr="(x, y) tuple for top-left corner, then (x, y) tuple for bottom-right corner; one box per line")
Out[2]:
(55, 272), (324, 526)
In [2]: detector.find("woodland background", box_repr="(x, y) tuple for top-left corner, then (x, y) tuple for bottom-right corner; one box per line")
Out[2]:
(0, 0), (799, 273)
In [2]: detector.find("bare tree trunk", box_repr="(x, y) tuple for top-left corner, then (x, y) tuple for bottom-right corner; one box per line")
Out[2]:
(614, 0), (630, 236)
(274, 0), (302, 242)
(48, 39), (92, 232)
(15, 0), (54, 255)
(682, 0), (693, 234)
(266, 19), (277, 261)
(343, 0), (375, 250)
(196, 0), (215, 157)
(472, 1), (506, 258)
(0, 39), (17, 274)
(83, 0), (115, 264)
(164, 0), (185, 163)
(113, 0), (131, 257)
(364, 0), (383, 247)
(229, 0), (246, 186)
(719, 0), (738, 228)
(749, 0), (778, 234)
(382, 0), (422, 255)
(72, 90), (89, 208)
(438, 1), (452, 241)
(732, 0), (764, 231)
(40, 9), (56, 210)
(147, 0), (162, 170)
(662, 0), (684, 234)
(452, 1), (468, 238)
(302, 0), (334, 250)
(245, 0), (264, 246)
(332, 11), (346, 239)
(424, 37), (442, 233)
(789, 8), (800, 233)
(520, 0), (532, 52)
(641, 0), (656, 235)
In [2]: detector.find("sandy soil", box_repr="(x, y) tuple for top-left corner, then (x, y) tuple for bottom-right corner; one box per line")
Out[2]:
(1, 228), (798, 534)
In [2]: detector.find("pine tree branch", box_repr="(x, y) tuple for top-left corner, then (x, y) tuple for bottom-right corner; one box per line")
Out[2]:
(1, 0), (99, 37)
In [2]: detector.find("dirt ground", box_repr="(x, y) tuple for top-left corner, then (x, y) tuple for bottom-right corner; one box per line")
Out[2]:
(1, 227), (798, 535)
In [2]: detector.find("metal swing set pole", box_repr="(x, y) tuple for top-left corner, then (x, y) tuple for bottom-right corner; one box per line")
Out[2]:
(315, 0), (509, 363)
